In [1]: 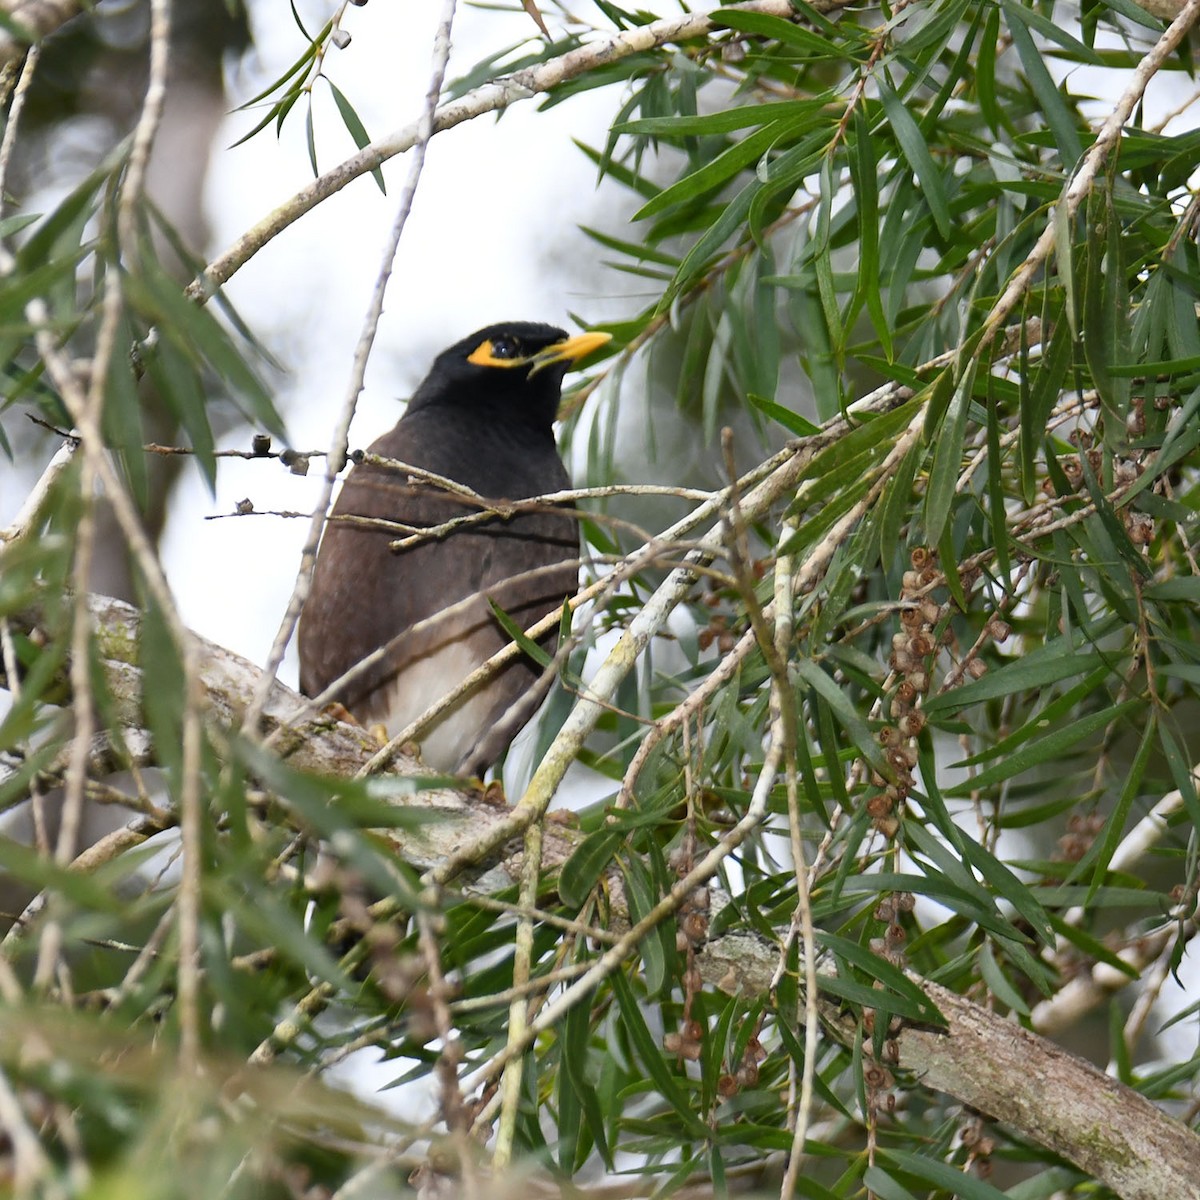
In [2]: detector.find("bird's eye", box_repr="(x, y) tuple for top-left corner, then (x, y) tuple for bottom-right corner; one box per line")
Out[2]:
(466, 335), (528, 368)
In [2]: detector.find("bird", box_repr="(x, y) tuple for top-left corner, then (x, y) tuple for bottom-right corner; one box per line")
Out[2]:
(298, 322), (611, 777)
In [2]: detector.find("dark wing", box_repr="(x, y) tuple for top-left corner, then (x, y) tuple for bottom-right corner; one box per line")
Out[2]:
(297, 412), (577, 765)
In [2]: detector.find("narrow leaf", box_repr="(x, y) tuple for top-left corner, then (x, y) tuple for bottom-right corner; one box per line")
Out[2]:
(877, 78), (951, 239)
(327, 80), (386, 194)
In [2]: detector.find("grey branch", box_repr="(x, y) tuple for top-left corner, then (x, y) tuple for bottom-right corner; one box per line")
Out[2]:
(0, 0), (80, 67)
(824, 983), (1200, 1200)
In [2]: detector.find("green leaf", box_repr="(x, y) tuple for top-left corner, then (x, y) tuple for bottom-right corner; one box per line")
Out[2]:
(924, 358), (976, 547)
(979, 941), (1030, 1015)
(667, 178), (760, 301)
(123, 261), (283, 437)
(580, 225), (680, 267)
(946, 699), (1141, 795)
(984, 384), (1010, 583)
(861, 1170), (920, 1200)
(1047, 911), (1138, 981)
(0, 212), (38, 238)
(621, 853), (670, 994)
(795, 660), (889, 776)
(712, 9), (849, 56)
(817, 932), (945, 1026)
(609, 970), (709, 1138)
(102, 312), (151, 504)
(633, 121), (785, 221)
(747, 392), (819, 436)
(812, 153), (841, 358)
(618, 98), (826, 137)
(838, 871), (1038, 946)
(1082, 188), (1130, 441)
(701, 990), (741, 1110)
(1076, 450), (1150, 580)
(925, 646), (1103, 718)
(326, 79), (386, 195)
(145, 331), (216, 490)
(1010, 1), (1103, 63)
(488, 599), (554, 669)
(1003, 1), (1083, 166)
(304, 94), (318, 178)
(139, 599), (186, 780)
(848, 107), (888, 358)
(876, 441), (920, 574)
(1158, 722), (1200, 833)
(880, 1148), (1014, 1199)
(1019, 312), (1072, 503)
(954, 832), (1054, 947)
(877, 77), (951, 239)
(558, 830), (622, 908)
(18, 149), (117, 272)
(975, 5), (1002, 134)
(573, 138), (662, 201)
(234, 20), (327, 110)
(1146, 577), (1200, 601)
(557, 1000), (589, 1170)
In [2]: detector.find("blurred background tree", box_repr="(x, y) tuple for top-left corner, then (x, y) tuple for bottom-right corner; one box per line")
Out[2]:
(0, 0), (1198, 1197)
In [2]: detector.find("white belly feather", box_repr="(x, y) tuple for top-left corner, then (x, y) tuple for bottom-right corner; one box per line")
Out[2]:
(382, 640), (497, 772)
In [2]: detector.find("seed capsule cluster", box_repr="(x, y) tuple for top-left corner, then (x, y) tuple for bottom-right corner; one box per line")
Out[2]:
(868, 548), (947, 838)
(664, 842), (710, 1062)
(1042, 434), (1155, 547)
(869, 891), (916, 968)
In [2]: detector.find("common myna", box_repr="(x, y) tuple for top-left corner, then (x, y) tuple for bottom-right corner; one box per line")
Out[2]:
(298, 322), (610, 775)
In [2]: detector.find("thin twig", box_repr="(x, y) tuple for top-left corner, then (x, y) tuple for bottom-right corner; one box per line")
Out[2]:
(0, 41), (38, 224)
(144, 440), (326, 461)
(0, 435), (79, 546)
(775, 511), (817, 1198)
(32, 448), (96, 992)
(493, 818), (543, 1168)
(461, 890), (618, 945)
(449, 957), (602, 1014)
(243, 0), (459, 735)
(416, 907), (479, 1197)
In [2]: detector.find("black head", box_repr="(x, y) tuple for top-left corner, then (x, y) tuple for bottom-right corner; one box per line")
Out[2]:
(407, 322), (611, 429)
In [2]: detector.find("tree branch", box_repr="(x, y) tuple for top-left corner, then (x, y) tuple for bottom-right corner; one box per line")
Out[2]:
(823, 982), (1200, 1200)
(0, 0), (80, 68)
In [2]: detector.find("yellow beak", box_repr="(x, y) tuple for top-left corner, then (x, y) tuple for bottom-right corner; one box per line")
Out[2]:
(529, 330), (613, 374)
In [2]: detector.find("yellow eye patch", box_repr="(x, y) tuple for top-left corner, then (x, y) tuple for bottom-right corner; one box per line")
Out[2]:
(467, 339), (528, 368)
